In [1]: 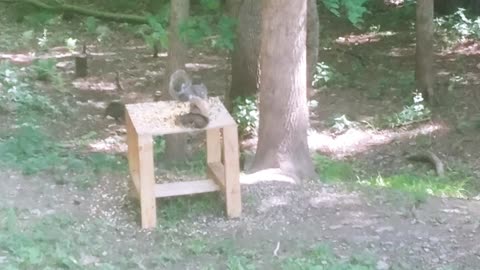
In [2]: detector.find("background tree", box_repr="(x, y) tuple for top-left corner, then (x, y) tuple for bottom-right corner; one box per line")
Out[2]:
(226, 0), (319, 110)
(164, 0), (190, 161)
(250, 0), (316, 182)
(415, 0), (434, 103)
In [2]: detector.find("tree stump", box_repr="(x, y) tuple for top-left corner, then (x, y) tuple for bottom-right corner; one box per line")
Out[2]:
(75, 44), (88, 78)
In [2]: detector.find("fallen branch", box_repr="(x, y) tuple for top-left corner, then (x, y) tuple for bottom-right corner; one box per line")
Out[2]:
(1, 0), (148, 24)
(406, 151), (445, 177)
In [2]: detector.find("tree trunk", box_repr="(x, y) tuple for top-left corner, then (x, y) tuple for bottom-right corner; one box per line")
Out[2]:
(250, 0), (316, 182)
(307, 0), (319, 97)
(226, 0), (319, 110)
(415, 0), (434, 103)
(164, 0), (190, 161)
(226, 0), (261, 111)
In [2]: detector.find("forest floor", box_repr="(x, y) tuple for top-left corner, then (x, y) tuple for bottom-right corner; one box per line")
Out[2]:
(1, 3), (480, 270)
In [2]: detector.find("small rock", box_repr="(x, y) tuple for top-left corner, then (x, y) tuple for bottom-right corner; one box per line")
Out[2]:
(80, 254), (99, 266)
(382, 241), (394, 247)
(145, 70), (161, 77)
(329, 225), (343, 230)
(429, 237), (440, 244)
(30, 209), (42, 216)
(376, 260), (390, 270)
(375, 226), (394, 234)
(56, 61), (74, 70)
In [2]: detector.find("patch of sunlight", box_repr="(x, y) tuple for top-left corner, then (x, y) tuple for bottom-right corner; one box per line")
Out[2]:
(240, 169), (297, 185)
(72, 77), (118, 91)
(185, 62), (218, 71)
(0, 52), (37, 64)
(0, 48), (117, 65)
(444, 40), (480, 56)
(387, 46), (415, 57)
(336, 31), (396, 45)
(88, 134), (127, 154)
(308, 121), (447, 158)
(357, 173), (467, 198)
(0, 51), (88, 65)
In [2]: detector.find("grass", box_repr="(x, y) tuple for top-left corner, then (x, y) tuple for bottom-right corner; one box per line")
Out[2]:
(357, 173), (467, 198)
(313, 154), (470, 199)
(0, 208), (85, 269)
(1, 205), (461, 270)
(156, 193), (223, 228)
(0, 61), (127, 188)
(0, 207), (183, 270)
(280, 244), (376, 270)
(0, 124), (127, 188)
(154, 136), (208, 176)
(314, 155), (356, 183)
(170, 149), (208, 176)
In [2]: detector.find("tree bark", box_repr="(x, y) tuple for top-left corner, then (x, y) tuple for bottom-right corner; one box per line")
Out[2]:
(415, 0), (435, 103)
(226, 0), (319, 110)
(250, 0), (316, 182)
(307, 0), (319, 91)
(226, 0), (261, 111)
(164, 0), (190, 162)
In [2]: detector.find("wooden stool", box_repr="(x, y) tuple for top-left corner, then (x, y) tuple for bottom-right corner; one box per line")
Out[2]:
(125, 97), (241, 229)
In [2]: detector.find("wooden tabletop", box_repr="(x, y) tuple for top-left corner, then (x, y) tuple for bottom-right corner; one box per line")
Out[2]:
(125, 96), (236, 136)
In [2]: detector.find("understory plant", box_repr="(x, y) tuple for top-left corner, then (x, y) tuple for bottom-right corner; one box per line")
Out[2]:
(232, 96), (259, 138)
(385, 91), (431, 128)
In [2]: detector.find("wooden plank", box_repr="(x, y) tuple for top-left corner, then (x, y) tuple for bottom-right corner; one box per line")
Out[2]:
(206, 129), (221, 180)
(208, 162), (225, 190)
(125, 112), (139, 199)
(154, 180), (220, 198)
(125, 97), (236, 136)
(222, 125), (242, 218)
(137, 134), (157, 229)
(207, 129), (222, 163)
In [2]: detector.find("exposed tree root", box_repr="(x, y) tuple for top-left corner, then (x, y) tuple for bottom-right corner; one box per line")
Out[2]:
(406, 151), (445, 177)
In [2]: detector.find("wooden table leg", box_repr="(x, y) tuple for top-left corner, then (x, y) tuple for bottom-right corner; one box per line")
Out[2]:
(137, 134), (157, 229)
(126, 113), (140, 199)
(206, 128), (222, 180)
(222, 125), (242, 218)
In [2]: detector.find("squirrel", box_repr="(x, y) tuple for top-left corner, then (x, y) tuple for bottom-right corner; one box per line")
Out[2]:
(168, 69), (208, 101)
(104, 101), (125, 122)
(103, 69), (209, 127)
(169, 69), (210, 129)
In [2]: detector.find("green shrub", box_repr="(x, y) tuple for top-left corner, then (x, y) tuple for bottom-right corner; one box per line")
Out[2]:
(231, 96), (259, 138)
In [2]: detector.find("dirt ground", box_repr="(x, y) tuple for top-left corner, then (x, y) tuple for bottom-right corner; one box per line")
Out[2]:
(1, 4), (480, 270)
